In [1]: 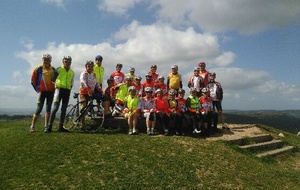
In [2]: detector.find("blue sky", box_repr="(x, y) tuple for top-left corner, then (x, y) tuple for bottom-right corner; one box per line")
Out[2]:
(1, 0), (300, 111)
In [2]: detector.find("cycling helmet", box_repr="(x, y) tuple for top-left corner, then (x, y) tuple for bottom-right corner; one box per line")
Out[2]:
(168, 89), (176, 96)
(63, 56), (72, 62)
(116, 63), (123, 68)
(155, 88), (162, 94)
(178, 88), (185, 94)
(125, 76), (133, 81)
(151, 64), (157, 69)
(171, 65), (178, 69)
(129, 67), (135, 72)
(210, 72), (216, 77)
(189, 87), (197, 92)
(193, 67), (200, 71)
(135, 76), (142, 81)
(202, 87), (209, 93)
(145, 73), (152, 77)
(128, 86), (137, 92)
(42, 53), (52, 60)
(145, 87), (153, 93)
(198, 61), (206, 67)
(158, 75), (164, 80)
(85, 60), (94, 66)
(95, 55), (103, 61)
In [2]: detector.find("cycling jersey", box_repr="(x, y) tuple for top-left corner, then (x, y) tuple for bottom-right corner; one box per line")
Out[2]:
(124, 95), (141, 112)
(199, 96), (213, 113)
(155, 97), (168, 113)
(154, 83), (168, 97)
(54, 66), (75, 90)
(31, 64), (56, 92)
(188, 75), (204, 92)
(94, 64), (104, 85)
(110, 71), (125, 85)
(149, 72), (159, 83)
(207, 81), (223, 101)
(186, 95), (200, 112)
(79, 71), (102, 95)
(167, 72), (182, 90)
(167, 99), (180, 113)
(115, 84), (130, 102)
(176, 97), (187, 113)
(132, 82), (143, 97)
(140, 97), (156, 112)
(199, 70), (209, 87)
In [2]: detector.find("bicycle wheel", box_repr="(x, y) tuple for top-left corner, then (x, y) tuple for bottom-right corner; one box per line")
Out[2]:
(64, 104), (80, 131)
(82, 104), (105, 133)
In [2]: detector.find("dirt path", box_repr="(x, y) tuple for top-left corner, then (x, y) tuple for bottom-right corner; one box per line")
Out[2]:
(208, 124), (265, 141)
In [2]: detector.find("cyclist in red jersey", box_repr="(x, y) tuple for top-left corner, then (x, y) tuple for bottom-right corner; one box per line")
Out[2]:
(110, 63), (125, 85)
(155, 88), (170, 135)
(142, 73), (155, 97)
(148, 64), (159, 83)
(199, 87), (214, 136)
(103, 78), (114, 118)
(154, 76), (168, 99)
(30, 53), (56, 132)
(198, 61), (210, 87)
(132, 76), (143, 98)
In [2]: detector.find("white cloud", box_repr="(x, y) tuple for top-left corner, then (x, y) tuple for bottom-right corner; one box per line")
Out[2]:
(97, 0), (143, 15)
(151, 0), (300, 34)
(40, 0), (66, 8)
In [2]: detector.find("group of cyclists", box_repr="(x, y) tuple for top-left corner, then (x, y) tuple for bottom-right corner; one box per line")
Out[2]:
(30, 53), (228, 136)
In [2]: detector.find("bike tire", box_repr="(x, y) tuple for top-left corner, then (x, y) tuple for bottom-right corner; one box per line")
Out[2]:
(82, 104), (105, 133)
(64, 104), (80, 131)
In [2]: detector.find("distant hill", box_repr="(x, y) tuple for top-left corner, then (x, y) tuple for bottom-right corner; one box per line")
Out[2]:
(224, 110), (300, 134)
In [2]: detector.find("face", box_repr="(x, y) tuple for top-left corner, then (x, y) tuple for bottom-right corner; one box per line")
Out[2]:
(156, 92), (162, 97)
(194, 70), (199, 75)
(63, 59), (72, 69)
(135, 79), (141, 84)
(151, 67), (156, 73)
(129, 90), (137, 96)
(42, 58), (51, 67)
(178, 93), (185, 98)
(199, 65), (205, 71)
(158, 78), (164, 83)
(172, 68), (177, 73)
(116, 66), (122, 71)
(95, 59), (102, 65)
(146, 76), (152, 81)
(145, 91), (152, 97)
(86, 64), (94, 73)
(191, 91), (197, 96)
(125, 79), (132, 85)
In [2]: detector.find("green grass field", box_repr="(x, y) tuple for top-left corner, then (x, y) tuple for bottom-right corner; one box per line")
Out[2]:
(1, 118), (300, 189)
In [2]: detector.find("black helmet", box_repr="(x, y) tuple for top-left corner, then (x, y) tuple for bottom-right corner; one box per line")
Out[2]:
(95, 55), (103, 61)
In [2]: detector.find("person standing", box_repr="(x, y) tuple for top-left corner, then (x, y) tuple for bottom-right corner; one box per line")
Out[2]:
(188, 67), (204, 97)
(45, 56), (75, 133)
(29, 53), (56, 132)
(167, 65), (182, 95)
(198, 61), (210, 87)
(207, 72), (229, 130)
(94, 55), (104, 87)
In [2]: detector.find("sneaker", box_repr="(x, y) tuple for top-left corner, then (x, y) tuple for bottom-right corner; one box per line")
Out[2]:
(29, 125), (36, 133)
(128, 129), (133, 135)
(193, 129), (201, 134)
(164, 130), (169, 136)
(147, 129), (151, 135)
(43, 127), (51, 133)
(132, 128), (137, 134)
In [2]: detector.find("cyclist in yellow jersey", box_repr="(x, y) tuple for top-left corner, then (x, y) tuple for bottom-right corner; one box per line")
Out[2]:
(45, 56), (75, 133)
(167, 65), (182, 95)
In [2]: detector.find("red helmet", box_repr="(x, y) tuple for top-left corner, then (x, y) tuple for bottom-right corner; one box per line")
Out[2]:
(198, 61), (206, 67)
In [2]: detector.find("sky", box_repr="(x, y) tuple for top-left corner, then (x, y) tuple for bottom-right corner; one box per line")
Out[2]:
(1, 0), (300, 111)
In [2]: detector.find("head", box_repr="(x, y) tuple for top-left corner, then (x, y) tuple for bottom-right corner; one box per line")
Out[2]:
(116, 63), (123, 72)
(125, 76), (133, 85)
(85, 61), (94, 73)
(134, 76), (142, 84)
(62, 56), (72, 70)
(189, 87), (197, 96)
(42, 53), (52, 67)
(155, 88), (163, 97)
(209, 72), (216, 81)
(171, 65), (178, 73)
(201, 87), (210, 96)
(198, 62), (206, 71)
(150, 64), (157, 73)
(145, 73), (152, 81)
(95, 55), (103, 65)
(158, 75), (165, 83)
(107, 78), (114, 87)
(144, 87), (153, 97)
(128, 86), (137, 96)
(168, 89), (176, 99)
(129, 67), (135, 74)
(178, 88), (185, 98)
(193, 67), (200, 75)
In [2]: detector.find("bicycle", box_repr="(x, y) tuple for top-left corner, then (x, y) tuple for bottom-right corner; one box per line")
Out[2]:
(64, 93), (105, 133)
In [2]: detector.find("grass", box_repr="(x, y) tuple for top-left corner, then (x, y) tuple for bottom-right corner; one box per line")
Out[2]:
(1, 118), (300, 189)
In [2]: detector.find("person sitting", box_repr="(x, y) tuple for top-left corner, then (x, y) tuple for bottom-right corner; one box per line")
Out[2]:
(140, 87), (156, 135)
(154, 88), (170, 135)
(199, 87), (214, 136)
(186, 87), (201, 134)
(123, 86), (141, 135)
(167, 89), (183, 135)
